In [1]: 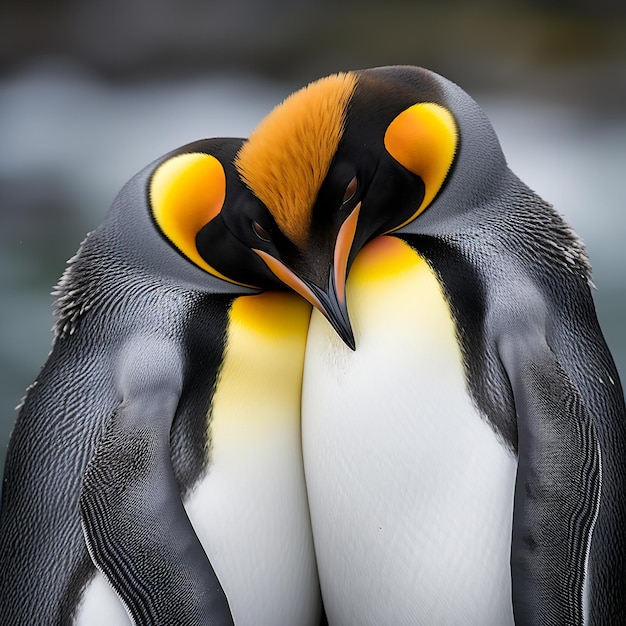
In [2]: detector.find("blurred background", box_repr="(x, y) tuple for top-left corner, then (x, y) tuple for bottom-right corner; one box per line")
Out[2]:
(1, 0), (625, 471)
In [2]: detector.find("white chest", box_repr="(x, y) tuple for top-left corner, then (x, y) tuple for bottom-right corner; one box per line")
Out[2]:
(302, 237), (517, 626)
(184, 292), (320, 626)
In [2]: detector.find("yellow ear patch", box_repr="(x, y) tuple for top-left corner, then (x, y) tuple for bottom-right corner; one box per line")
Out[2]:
(235, 72), (358, 248)
(384, 103), (458, 230)
(150, 152), (233, 281)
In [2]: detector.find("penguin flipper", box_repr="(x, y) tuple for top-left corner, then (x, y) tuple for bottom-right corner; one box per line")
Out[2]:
(79, 338), (234, 626)
(498, 323), (601, 625)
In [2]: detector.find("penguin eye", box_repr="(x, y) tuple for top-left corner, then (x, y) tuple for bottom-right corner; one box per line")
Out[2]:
(342, 176), (358, 205)
(251, 220), (271, 242)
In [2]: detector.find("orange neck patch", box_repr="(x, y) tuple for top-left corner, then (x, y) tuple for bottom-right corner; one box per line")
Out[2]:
(150, 152), (226, 276)
(384, 102), (458, 230)
(150, 152), (253, 287)
(235, 72), (358, 247)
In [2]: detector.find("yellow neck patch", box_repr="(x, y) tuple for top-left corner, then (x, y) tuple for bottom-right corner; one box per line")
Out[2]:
(150, 152), (251, 287)
(151, 152), (227, 276)
(384, 102), (458, 230)
(235, 72), (358, 247)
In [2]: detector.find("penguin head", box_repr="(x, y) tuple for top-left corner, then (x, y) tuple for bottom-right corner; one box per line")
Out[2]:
(148, 137), (287, 292)
(215, 66), (486, 348)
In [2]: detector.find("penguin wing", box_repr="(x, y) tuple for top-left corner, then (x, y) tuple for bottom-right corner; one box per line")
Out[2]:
(79, 336), (234, 626)
(497, 309), (603, 625)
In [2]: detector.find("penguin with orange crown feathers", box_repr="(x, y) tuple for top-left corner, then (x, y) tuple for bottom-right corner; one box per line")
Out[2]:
(1, 66), (625, 625)
(226, 66), (626, 624)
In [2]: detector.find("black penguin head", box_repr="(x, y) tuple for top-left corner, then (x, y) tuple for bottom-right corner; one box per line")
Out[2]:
(218, 67), (463, 348)
(148, 137), (284, 291)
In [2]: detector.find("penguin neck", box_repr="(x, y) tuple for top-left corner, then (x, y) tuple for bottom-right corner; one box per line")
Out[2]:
(52, 214), (201, 341)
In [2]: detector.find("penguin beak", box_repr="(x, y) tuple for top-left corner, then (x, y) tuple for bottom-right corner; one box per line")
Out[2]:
(253, 203), (360, 351)
(310, 275), (356, 351)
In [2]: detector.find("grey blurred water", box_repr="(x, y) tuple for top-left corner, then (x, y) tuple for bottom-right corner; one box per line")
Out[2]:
(1, 62), (625, 472)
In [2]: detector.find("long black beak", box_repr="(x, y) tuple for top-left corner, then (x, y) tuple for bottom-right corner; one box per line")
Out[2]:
(309, 275), (355, 350)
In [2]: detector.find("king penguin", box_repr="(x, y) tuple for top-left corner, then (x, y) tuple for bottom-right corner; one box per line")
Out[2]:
(0, 138), (322, 625)
(219, 66), (626, 624)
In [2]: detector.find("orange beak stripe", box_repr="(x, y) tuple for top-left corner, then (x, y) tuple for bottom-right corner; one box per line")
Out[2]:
(253, 249), (324, 312)
(333, 202), (361, 304)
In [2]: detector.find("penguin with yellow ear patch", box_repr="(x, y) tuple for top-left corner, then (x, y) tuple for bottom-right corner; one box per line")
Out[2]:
(222, 66), (626, 624)
(0, 138), (322, 625)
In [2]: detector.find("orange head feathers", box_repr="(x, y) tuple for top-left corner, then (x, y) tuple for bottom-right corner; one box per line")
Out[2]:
(235, 72), (358, 248)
